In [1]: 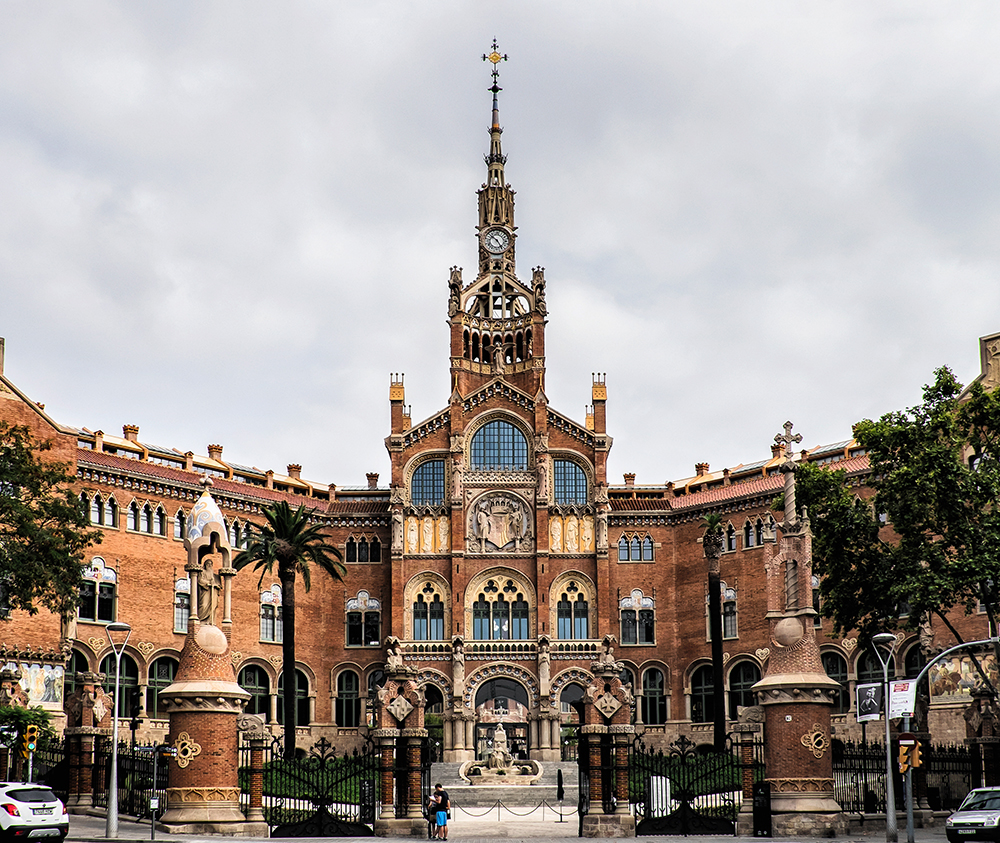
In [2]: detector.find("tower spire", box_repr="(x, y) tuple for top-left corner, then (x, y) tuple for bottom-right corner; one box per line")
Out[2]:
(483, 40), (508, 187)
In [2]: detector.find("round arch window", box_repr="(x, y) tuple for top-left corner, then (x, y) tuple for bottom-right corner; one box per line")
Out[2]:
(470, 420), (528, 470)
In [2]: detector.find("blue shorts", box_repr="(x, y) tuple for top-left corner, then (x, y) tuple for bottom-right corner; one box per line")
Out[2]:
(436, 810), (448, 826)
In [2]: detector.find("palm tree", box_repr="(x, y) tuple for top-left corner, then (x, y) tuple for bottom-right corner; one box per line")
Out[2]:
(235, 500), (345, 758)
(702, 514), (726, 752)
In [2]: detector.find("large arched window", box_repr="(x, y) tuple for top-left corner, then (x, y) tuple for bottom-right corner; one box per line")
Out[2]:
(147, 657), (178, 719)
(691, 665), (714, 724)
(821, 651), (849, 714)
(100, 653), (139, 719)
(335, 670), (361, 727)
(470, 420), (528, 470)
(64, 650), (90, 701)
(728, 661), (761, 719)
(471, 578), (530, 640)
(277, 670), (310, 726)
(412, 460), (446, 506)
(238, 665), (270, 718)
(641, 668), (668, 725)
(858, 651), (888, 686)
(553, 460), (587, 504)
(79, 557), (116, 623)
(413, 585), (445, 641)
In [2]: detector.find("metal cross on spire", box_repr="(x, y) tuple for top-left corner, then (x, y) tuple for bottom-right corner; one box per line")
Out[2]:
(483, 38), (508, 87)
(774, 420), (803, 528)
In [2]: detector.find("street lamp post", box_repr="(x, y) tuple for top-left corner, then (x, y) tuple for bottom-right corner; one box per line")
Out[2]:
(105, 621), (132, 839)
(872, 632), (898, 843)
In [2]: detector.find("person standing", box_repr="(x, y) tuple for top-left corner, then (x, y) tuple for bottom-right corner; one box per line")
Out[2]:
(433, 783), (450, 840)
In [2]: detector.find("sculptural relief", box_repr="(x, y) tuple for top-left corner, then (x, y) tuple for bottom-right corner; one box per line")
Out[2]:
(565, 515), (579, 553)
(467, 493), (532, 553)
(581, 516), (594, 552)
(406, 517), (419, 554)
(550, 517), (563, 553)
(422, 516), (434, 553)
(437, 516), (450, 552)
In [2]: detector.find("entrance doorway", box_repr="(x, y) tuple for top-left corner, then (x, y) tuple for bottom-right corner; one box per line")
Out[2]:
(474, 676), (531, 760)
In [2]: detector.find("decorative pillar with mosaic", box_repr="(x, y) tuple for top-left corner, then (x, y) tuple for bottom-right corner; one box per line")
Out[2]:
(751, 423), (845, 837)
(156, 479), (265, 836)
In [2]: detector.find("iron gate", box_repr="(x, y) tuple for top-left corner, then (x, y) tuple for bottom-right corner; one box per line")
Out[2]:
(250, 736), (379, 837)
(631, 735), (743, 836)
(579, 732), (757, 836)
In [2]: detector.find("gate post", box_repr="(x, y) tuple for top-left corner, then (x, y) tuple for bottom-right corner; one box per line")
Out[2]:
(374, 636), (428, 838)
(579, 635), (635, 838)
(61, 670), (107, 812)
(753, 443), (845, 838)
(236, 715), (268, 825)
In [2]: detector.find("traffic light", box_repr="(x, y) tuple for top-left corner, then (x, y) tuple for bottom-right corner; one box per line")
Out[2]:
(898, 743), (911, 774)
(129, 687), (142, 720)
(911, 741), (923, 768)
(21, 725), (38, 757)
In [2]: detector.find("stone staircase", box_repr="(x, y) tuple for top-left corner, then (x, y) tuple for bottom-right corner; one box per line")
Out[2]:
(430, 761), (579, 809)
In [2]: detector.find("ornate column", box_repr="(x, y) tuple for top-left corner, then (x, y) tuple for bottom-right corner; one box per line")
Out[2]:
(60, 671), (109, 812)
(579, 635), (635, 838)
(750, 423), (845, 838)
(157, 481), (265, 837)
(373, 637), (428, 838)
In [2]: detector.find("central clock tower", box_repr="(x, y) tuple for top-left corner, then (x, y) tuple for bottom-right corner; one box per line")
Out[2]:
(448, 45), (547, 399)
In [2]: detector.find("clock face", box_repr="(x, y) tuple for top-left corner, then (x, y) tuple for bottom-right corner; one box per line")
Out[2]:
(483, 228), (511, 254)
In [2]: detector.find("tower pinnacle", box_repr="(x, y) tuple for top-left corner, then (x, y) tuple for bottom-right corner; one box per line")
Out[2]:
(482, 40), (508, 185)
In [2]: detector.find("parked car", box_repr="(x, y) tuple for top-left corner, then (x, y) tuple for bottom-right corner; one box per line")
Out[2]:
(947, 787), (1000, 842)
(0, 783), (68, 841)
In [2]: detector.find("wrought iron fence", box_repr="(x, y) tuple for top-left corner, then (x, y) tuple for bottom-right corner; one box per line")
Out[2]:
(93, 740), (166, 818)
(832, 740), (976, 815)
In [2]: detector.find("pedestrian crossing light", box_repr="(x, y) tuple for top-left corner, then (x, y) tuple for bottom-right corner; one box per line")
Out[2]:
(911, 741), (923, 768)
(22, 724), (38, 757)
(898, 743), (911, 774)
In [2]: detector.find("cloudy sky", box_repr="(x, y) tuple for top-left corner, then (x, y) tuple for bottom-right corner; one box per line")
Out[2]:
(3, 2), (1000, 487)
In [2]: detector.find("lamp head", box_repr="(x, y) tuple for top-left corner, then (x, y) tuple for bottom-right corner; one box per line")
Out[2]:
(107, 622), (131, 634)
(872, 632), (896, 648)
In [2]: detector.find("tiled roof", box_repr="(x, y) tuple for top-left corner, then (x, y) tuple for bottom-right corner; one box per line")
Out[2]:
(76, 449), (322, 508)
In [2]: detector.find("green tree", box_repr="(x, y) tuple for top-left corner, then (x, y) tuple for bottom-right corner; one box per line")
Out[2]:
(799, 367), (1000, 682)
(234, 501), (346, 758)
(0, 422), (101, 617)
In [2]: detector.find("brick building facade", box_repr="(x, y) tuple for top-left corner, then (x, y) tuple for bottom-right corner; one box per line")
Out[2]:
(2, 77), (997, 760)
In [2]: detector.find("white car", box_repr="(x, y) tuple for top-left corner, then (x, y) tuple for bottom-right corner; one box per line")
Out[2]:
(947, 787), (1000, 843)
(0, 783), (68, 841)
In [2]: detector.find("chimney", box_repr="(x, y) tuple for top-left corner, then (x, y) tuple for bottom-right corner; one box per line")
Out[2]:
(771, 443), (782, 458)
(123, 424), (139, 443)
(623, 473), (635, 486)
(184, 451), (194, 471)
(366, 472), (379, 489)
(287, 464), (302, 480)
(723, 468), (731, 486)
(266, 470), (274, 490)
(94, 430), (105, 452)
(666, 481), (675, 495)
(207, 444), (223, 461)
(695, 462), (709, 477)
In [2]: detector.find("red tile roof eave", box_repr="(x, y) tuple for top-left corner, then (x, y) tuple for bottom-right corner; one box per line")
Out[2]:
(75, 449), (332, 510)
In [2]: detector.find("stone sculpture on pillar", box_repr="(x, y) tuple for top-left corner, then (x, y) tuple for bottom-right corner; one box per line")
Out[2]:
(61, 670), (112, 812)
(374, 637), (428, 838)
(156, 479), (265, 836)
(750, 422), (845, 838)
(579, 636), (635, 838)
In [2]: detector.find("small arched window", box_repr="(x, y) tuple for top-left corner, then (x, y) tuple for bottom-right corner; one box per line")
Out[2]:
(470, 420), (529, 470)
(618, 537), (629, 561)
(642, 668), (668, 725)
(336, 670), (361, 727)
(691, 665), (714, 724)
(142, 504), (154, 534)
(743, 521), (755, 548)
(553, 460), (587, 504)
(174, 510), (185, 540)
(821, 651), (849, 714)
(174, 577), (191, 632)
(728, 661), (761, 719)
(104, 498), (117, 527)
(238, 665), (270, 718)
(410, 460), (444, 506)
(128, 502), (140, 531)
(155, 507), (167, 536)
(726, 524), (737, 552)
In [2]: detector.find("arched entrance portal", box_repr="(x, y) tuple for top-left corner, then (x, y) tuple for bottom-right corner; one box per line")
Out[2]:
(474, 677), (530, 761)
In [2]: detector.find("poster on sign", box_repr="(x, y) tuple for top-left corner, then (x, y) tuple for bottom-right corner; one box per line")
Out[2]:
(856, 683), (882, 722)
(888, 680), (918, 719)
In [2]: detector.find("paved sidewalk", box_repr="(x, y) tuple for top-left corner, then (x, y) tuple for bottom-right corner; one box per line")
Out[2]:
(65, 809), (952, 843)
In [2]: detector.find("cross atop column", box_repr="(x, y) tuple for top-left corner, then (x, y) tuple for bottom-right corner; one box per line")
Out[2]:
(774, 421), (803, 528)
